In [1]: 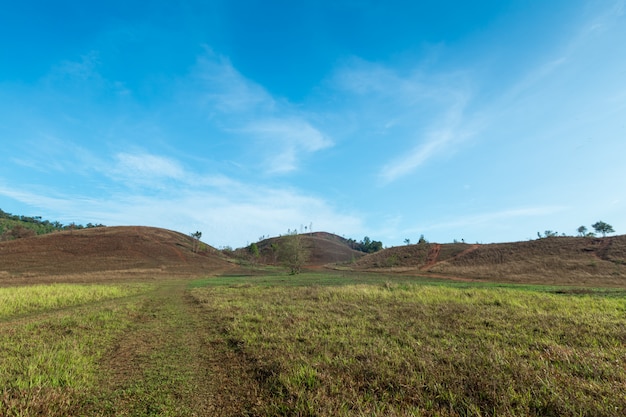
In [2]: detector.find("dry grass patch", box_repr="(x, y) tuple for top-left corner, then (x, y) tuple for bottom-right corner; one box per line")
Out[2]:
(192, 283), (626, 416)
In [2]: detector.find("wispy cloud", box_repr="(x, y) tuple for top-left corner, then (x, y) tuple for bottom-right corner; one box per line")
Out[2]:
(239, 118), (332, 173)
(111, 152), (185, 182)
(378, 92), (471, 184)
(0, 151), (362, 247)
(379, 129), (454, 184)
(189, 50), (332, 174)
(390, 205), (570, 243)
(193, 49), (275, 114)
(329, 58), (476, 184)
(49, 52), (101, 82)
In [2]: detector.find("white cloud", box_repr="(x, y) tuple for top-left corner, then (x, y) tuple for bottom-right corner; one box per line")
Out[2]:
(0, 185), (76, 214)
(189, 51), (332, 174)
(113, 152), (185, 181)
(329, 59), (476, 183)
(194, 50), (275, 114)
(240, 118), (333, 173)
(379, 129), (454, 184)
(0, 151), (362, 247)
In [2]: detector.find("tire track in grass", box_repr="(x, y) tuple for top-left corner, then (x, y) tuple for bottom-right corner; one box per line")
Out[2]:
(86, 279), (240, 416)
(182, 289), (263, 416)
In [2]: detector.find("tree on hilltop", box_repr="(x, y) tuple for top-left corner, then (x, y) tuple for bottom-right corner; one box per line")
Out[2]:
(592, 221), (614, 238)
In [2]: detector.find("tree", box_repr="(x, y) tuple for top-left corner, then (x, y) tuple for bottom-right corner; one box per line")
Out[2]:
(190, 231), (202, 253)
(278, 230), (309, 274)
(404, 238), (411, 245)
(248, 242), (260, 263)
(592, 221), (615, 238)
(577, 225), (588, 237)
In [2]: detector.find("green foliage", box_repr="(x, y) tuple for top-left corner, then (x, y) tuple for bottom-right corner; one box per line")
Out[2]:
(592, 220), (615, 237)
(220, 245), (234, 255)
(0, 208), (104, 241)
(348, 236), (384, 253)
(278, 231), (309, 274)
(248, 242), (260, 257)
(537, 230), (563, 239)
(385, 254), (399, 267)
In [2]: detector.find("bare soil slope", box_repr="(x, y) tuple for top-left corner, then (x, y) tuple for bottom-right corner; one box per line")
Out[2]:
(354, 236), (626, 286)
(0, 226), (232, 280)
(432, 236), (626, 285)
(352, 242), (471, 270)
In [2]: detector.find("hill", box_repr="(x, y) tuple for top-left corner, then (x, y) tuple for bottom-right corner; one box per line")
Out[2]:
(243, 232), (366, 266)
(352, 236), (626, 286)
(2, 213), (625, 287)
(0, 226), (233, 282)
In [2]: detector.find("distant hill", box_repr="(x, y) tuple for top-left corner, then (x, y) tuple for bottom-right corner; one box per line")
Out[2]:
(352, 236), (626, 286)
(0, 226), (233, 279)
(2, 206), (624, 287)
(241, 232), (366, 266)
(430, 235), (626, 285)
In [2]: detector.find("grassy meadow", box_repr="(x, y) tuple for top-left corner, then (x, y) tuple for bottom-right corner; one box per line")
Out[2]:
(0, 283), (153, 415)
(191, 277), (626, 416)
(1, 273), (625, 416)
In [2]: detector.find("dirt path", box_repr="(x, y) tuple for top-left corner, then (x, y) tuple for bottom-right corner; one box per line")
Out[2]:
(421, 243), (441, 270)
(85, 279), (258, 416)
(85, 281), (213, 415)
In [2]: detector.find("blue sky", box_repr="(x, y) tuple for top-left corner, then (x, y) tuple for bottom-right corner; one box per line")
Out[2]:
(1, 0), (625, 248)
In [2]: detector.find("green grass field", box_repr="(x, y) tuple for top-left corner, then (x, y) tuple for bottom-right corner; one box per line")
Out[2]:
(1, 273), (625, 416)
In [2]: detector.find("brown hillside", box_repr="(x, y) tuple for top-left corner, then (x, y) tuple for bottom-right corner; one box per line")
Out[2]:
(253, 232), (365, 266)
(354, 236), (626, 286)
(352, 243), (471, 270)
(430, 236), (626, 285)
(0, 226), (233, 281)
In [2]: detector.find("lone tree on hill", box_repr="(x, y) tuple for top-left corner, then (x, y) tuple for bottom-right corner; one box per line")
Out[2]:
(278, 230), (309, 275)
(248, 242), (260, 263)
(592, 221), (615, 238)
(577, 225), (588, 237)
(190, 231), (202, 253)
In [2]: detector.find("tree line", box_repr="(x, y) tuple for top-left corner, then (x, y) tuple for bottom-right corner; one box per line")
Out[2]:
(538, 220), (615, 239)
(0, 209), (105, 241)
(346, 236), (383, 253)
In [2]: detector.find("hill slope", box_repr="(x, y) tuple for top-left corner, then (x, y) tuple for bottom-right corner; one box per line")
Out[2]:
(0, 226), (232, 279)
(251, 232), (366, 266)
(431, 236), (626, 285)
(353, 236), (626, 286)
